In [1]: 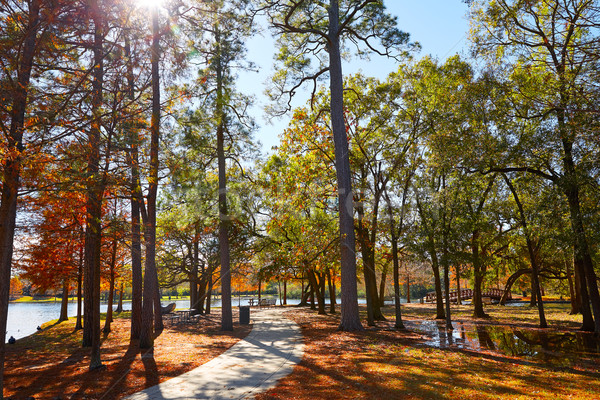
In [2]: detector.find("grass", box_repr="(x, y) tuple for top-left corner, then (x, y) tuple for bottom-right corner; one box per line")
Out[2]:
(257, 303), (600, 400)
(11, 296), (61, 303)
(397, 302), (584, 330)
(4, 310), (251, 399)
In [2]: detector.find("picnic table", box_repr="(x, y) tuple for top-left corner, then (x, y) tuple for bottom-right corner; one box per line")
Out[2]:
(167, 309), (200, 324)
(176, 309), (192, 321)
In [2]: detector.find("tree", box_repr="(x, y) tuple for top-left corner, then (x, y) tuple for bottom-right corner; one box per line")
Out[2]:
(502, 173), (547, 328)
(470, 0), (600, 332)
(260, 109), (340, 316)
(9, 277), (23, 300)
(0, 0), (44, 393)
(259, 0), (415, 331)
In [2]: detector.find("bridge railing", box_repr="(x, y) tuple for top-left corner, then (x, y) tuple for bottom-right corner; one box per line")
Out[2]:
(424, 288), (510, 303)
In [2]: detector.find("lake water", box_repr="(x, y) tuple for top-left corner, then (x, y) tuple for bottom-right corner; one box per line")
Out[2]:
(5, 296), (303, 342)
(5, 296), (380, 342)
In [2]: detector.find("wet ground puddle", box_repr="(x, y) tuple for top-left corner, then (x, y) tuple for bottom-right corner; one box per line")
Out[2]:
(405, 320), (600, 366)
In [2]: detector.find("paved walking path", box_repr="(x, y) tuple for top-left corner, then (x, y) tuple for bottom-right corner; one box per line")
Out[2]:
(125, 307), (304, 400)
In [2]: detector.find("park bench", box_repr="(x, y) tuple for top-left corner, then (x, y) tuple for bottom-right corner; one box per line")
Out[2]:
(259, 298), (276, 307)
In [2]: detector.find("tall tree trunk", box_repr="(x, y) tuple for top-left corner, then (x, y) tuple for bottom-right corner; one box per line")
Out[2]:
(558, 90), (600, 333)
(307, 269), (326, 315)
(206, 267), (213, 315)
(153, 277), (163, 332)
(196, 273), (205, 314)
(442, 242), (452, 330)
(574, 257), (594, 330)
(125, 31), (143, 343)
(441, 176), (453, 330)
(327, 270), (336, 314)
(299, 281), (310, 306)
(503, 175), (547, 328)
(386, 196), (404, 329)
(283, 280), (288, 306)
(214, 26), (233, 332)
(415, 195), (444, 319)
(378, 262), (388, 308)
(405, 271), (410, 304)
(191, 233), (199, 313)
(566, 258), (578, 315)
(431, 249), (445, 319)
(455, 265), (462, 305)
(258, 279), (262, 305)
(357, 193), (374, 326)
(391, 232), (404, 329)
(471, 229), (488, 318)
(0, 0), (40, 391)
(140, 5), (162, 348)
(59, 279), (69, 323)
(328, 0), (361, 331)
(75, 251), (83, 331)
(83, 0), (105, 371)
(103, 236), (118, 334)
(116, 282), (124, 314)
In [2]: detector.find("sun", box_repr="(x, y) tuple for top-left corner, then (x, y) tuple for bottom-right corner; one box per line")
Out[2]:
(135, 0), (164, 9)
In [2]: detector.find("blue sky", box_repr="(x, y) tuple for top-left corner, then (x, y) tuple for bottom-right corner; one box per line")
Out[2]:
(237, 1), (471, 153)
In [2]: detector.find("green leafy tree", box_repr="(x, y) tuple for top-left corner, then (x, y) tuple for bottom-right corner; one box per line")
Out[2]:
(258, 0), (415, 331)
(470, 0), (600, 332)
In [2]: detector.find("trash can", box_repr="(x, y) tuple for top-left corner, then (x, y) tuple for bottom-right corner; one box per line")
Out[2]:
(239, 306), (250, 325)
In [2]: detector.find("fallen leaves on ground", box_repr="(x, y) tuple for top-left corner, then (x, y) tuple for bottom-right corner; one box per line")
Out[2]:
(257, 305), (600, 400)
(4, 311), (251, 400)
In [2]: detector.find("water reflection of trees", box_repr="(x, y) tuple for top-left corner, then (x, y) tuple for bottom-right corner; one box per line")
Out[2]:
(414, 320), (600, 364)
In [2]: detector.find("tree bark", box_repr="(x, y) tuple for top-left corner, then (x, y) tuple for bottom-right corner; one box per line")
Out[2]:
(214, 26), (233, 332)
(442, 238), (452, 330)
(405, 271), (410, 304)
(565, 258), (578, 315)
(415, 195), (444, 319)
(379, 262), (388, 308)
(307, 269), (326, 315)
(191, 233), (199, 313)
(500, 268), (531, 305)
(125, 31), (143, 343)
(0, 1), (41, 389)
(116, 282), (124, 314)
(441, 175), (452, 330)
(556, 51), (600, 332)
(59, 279), (69, 323)
(328, 0), (362, 331)
(103, 236), (118, 333)
(75, 251), (83, 331)
(503, 174), (547, 328)
(455, 265), (462, 305)
(431, 247), (445, 319)
(471, 229), (488, 318)
(386, 197), (404, 329)
(327, 270), (336, 314)
(153, 276), (163, 332)
(140, 5), (162, 348)
(82, 0), (105, 371)
(357, 192), (374, 325)
(206, 267), (213, 315)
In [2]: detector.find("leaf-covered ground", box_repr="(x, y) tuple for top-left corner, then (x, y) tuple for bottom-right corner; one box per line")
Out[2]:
(4, 311), (251, 399)
(257, 303), (600, 400)
(5, 303), (600, 399)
